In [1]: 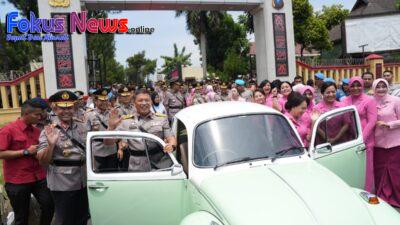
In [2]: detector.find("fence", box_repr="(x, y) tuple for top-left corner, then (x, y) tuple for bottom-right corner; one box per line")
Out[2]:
(0, 67), (45, 125)
(296, 54), (400, 84)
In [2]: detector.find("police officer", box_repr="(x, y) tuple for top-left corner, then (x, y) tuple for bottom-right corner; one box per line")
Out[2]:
(115, 86), (136, 118)
(107, 89), (176, 171)
(220, 83), (230, 101)
(37, 91), (89, 225)
(164, 81), (185, 122)
(192, 83), (206, 105)
(73, 90), (87, 122)
(86, 89), (119, 171)
(236, 79), (253, 102)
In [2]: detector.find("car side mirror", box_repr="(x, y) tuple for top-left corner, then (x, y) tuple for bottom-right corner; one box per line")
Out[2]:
(315, 143), (332, 154)
(171, 164), (183, 176)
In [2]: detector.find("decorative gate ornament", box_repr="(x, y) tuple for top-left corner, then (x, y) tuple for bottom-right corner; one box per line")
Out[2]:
(272, 0), (284, 10)
(49, 0), (70, 7)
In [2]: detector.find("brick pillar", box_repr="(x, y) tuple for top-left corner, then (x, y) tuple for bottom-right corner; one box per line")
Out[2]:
(365, 54), (384, 79)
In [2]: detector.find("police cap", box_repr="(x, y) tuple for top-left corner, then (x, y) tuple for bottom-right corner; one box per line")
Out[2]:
(93, 88), (110, 101)
(50, 91), (78, 108)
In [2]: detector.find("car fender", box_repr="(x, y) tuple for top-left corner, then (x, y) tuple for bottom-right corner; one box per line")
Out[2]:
(180, 211), (224, 225)
(352, 188), (400, 225)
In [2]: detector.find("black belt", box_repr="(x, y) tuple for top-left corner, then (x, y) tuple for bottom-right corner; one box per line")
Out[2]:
(52, 159), (85, 167)
(128, 148), (162, 157)
(168, 106), (183, 109)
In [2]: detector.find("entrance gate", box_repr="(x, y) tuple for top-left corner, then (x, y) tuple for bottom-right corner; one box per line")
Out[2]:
(38, 0), (296, 95)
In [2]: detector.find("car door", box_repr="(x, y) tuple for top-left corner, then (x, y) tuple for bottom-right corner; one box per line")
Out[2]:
(309, 106), (366, 189)
(86, 131), (187, 225)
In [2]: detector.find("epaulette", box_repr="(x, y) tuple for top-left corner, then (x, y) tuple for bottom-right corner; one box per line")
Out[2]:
(121, 114), (134, 120)
(86, 108), (94, 113)
(114, 105), (121, 109)
(155, 113), (167, 118)
(73, 117), (84, 123)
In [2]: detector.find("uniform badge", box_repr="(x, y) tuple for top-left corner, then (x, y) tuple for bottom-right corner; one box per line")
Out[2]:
(62, 149), (71, 157)
(102, 90), (108, 96)
(61, 92), (69, 100)
(123, 87), (128, 92)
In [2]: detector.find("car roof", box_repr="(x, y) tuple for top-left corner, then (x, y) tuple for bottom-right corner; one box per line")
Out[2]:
(175, 102), (281, 126)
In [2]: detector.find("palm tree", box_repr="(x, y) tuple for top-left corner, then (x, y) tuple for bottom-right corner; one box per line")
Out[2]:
(175, 10), (224, 79)
(160, 44), (192, 80)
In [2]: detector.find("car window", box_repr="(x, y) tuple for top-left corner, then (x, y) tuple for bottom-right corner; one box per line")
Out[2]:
(314, 110), (358, 147)
(193, 114), (303, 167)
(90, 137), (173, 173)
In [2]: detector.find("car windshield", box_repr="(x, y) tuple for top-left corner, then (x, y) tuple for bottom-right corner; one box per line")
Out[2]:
(194, 114), (303, 167)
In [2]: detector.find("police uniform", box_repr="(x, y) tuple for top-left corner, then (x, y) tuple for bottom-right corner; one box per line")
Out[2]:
(37, 91), (89, 225)
(220, 83), (230, 101)
(164, 82), (185, 121)
(192, 84), (206, 105)
(86, 89), (118, 171)
(115, 86), (136, 117)
(73, 91), (87, 122)
(116, 112), (173, 171)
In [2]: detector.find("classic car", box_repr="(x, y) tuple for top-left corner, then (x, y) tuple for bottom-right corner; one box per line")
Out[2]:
(86, 102), (400, 225)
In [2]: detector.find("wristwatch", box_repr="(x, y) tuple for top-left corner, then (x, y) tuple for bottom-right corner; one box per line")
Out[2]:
(23, 149), (30, 157)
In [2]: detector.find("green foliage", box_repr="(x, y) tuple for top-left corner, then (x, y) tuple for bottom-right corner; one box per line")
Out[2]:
(205, 13), (249, 80)
(7, 0), (38, 16)
(126, 51), (156, 85)
(106, 59), (125, 84)
(223, 50), (248, 81)
(316, 4), (349, 30)
(238, 13), (254, 34)
(293, 0), (332, 57)
(160, 43), (192, 79)
(0, 22), (42, 73)
(397, 0), (400, 10)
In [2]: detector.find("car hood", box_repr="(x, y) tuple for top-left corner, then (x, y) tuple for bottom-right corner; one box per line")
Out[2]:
(199, 162), (375, 225)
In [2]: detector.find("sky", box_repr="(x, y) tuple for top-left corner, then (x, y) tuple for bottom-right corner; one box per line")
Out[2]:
(0, 0), (356, 69)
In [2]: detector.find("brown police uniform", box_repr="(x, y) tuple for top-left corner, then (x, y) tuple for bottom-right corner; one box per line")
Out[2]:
(37, 91), (89, 225)
(164, 89), (185, 121)
(86, 89), (118, 171)
(116, 112), (173, 171)
(116, 86), (136, 117)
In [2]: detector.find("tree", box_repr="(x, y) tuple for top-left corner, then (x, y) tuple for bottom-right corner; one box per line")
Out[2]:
(105, 59), (125, 84)
(222, 50), (248, 81)
(7, 0), (38, 16)
(238, 12), (254, 34)
(316, 4), (349, 30)
(0, 22), (41, 73)
(160, 43), (192, 80)
(176, 10), (224, 79)
(86, 10), (118, 84)
(126, 51), (156, 85)
(205, 13), (250, 80)
(292, 0), (332, 58)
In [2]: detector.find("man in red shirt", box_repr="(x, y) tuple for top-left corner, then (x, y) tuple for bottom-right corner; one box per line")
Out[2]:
(0, 100), (54, 225)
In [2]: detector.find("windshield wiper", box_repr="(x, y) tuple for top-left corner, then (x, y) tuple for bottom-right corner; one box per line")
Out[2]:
(271, 146), (307, 162)
(213, 156), (271, 170)
(214, 157), (251, 170)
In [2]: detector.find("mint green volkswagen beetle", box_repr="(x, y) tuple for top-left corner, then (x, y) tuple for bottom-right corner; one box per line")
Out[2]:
(86, 102), (400, 225)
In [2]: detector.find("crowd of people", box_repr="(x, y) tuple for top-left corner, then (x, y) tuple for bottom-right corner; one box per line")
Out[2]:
(0, 69), (399, 225)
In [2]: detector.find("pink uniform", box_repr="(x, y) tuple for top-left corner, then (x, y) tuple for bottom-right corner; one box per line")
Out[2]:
(343, 77), (377, 192)
(284, 112), (311, 147)
(372, 79), (400, 207)
(279, 95), (289, 113)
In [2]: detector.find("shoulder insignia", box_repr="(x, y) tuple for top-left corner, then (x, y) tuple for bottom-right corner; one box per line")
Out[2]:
(86, 108), (94, 112)
(122, 114), (134, 120)
(155, 113), (167, 118)
(73, 117), (84, 123)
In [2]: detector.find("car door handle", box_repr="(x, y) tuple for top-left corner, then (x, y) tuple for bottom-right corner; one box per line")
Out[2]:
(356, 145), (366, 155)
(88, 184), (109, 192)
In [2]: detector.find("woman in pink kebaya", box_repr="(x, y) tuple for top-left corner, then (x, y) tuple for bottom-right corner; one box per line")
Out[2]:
(279, 81), (292, 113)
(284, 92), (311, 146)
(313, 82), (349, 146)
(372, 78), (400, 207)
(343, 77), (377, 193)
